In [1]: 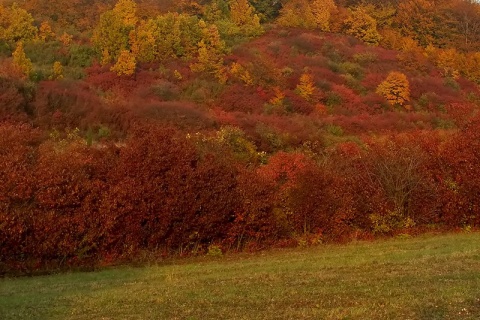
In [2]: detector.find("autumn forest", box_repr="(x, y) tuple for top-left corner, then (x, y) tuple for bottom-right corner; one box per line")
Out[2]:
(1, 0), (480, 274)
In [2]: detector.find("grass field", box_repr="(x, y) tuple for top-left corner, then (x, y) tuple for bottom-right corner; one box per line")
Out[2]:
(1, 233), (480, 319)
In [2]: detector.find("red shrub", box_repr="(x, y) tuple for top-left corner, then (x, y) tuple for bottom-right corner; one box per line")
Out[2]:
(215, 84), (267, 113)
(440, 115), (480, 226)
(133, 101), (215, 130)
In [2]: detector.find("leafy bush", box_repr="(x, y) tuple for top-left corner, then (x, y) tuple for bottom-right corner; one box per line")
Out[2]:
(353, 52), (378, 65)
(67, 44), (95, 68)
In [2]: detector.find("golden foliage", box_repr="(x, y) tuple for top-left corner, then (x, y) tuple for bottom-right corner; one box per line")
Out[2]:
(38, 21), (55, 42)
(110, 49), (136, 76)
(344, 6), (381, 45)
(230, 62), (254, 86)
(101, 48), (112, 66)
(397, 37), (428, 72)
(58, 32), (73, 46)
(360, 3), (396, 28)
(191, 21), (227, 83)
(436, 48), (463, 79)
(51, 61), (63, 80)
(296, 73), (316, 100)
(277, 0), (316, 29)
(93, 0), (138, 63)
(269, 87), (285, 106)
(0, 3), (37, 43)
(464, 52), (480, 84)
(12, 41), (32, 77)
(380, 28), (404, 50)
(230, 0), (263, 36)
(173, 69), (183, 80)
(113, 0), (138, 27)
(396, 0), (436, 46)
(376, 71), (410, 108)
(310, 0), (337, 32)
(131, 20), (156, 62)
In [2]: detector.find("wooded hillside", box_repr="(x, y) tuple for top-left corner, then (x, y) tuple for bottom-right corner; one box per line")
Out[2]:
(1, 0), (480, 274)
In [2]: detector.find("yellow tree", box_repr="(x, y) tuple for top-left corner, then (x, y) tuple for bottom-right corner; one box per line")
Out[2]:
(230, 62), (254, 85)
(93, 10), (129, 64)
(58, 32), (73, 46)
(230, 0), (263, 36)
(51, 61), (63, 79)
(397, 37), (428, 72)
(269, 87), (285, 106)
(296, 73), (316, 100)
(140, 15), (177, 60)
(112, 0), (138, 27)
(92, 0), (137, 64)
(344, 6), (381, 45)
(38, 21), (55, 42)
(12, 41), (32, 77)
(310, 0), (337, 31)
(360, 3), (396, 29)
(464, 52), (480, 84)
(110, 49), (136, 75)
(376, 72), (410, 108)
(0, 3), (37, 43)
(395, 0), (456, 48)
(435, 48), (463, 79)
(191, 20), (227, 82)
(276, 0), (316, 29)
(203, 0), (224, 23)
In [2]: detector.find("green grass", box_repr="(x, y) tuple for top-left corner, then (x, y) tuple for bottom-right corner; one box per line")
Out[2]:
(1, 233), (480, 319)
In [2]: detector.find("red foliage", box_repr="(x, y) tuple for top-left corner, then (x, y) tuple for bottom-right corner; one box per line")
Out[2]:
(215, 84), (267, 113)
(133, 101), (215, 130)
(3, 27), (480, 273)
(0, 124), (41, 271)
(0, 77), (31, 121)
(440, 115), (480, 226)
(330, 84), (367, 114)
(258, 152), (312, 188)
(85, 64), (159, 101)
(228, 169), (283, 250)
(409, 76), (461, 103)
(33, 80), (103, 127)
(287, 165), (355, 240)
(445, 102), (476, 126)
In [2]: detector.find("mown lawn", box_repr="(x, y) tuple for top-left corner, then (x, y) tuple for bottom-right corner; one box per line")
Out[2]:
(1, 233), (480, 319)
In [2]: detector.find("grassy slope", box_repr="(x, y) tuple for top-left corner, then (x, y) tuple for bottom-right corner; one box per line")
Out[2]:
(1, 233), (480, 319)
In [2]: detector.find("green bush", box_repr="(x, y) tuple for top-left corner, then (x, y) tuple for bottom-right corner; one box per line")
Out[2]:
(67, 44), (95, 68)
(24, 41), (63, 65)
(326, 92), (342, 107)
(339, 61), (364, 79)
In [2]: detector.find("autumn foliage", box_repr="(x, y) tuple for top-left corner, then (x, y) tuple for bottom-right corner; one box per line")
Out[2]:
(2, 0), (480, 274)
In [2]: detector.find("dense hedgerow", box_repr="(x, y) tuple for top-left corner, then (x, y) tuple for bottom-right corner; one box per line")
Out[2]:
(1, 115), (480, 274)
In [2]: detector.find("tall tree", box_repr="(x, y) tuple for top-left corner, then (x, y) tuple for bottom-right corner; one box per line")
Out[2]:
(113, 0), (138, 27)
(276, 0), (317, 29)
(92, 0), (138, 64)
(190, 20), (227, 83)
(111, 49), (136, 75)
(230, 0), (263, 36)
(0, 3), (38, 43)
(344, 5), (381, 45)
(311, 0), (337, 31)
(12, 41), (33, 78)
(376, 71), (410, 108)
(451, 0), (480, 50)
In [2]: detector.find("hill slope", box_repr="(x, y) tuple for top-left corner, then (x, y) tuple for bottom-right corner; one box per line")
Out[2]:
(2, 1), (480, 272)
